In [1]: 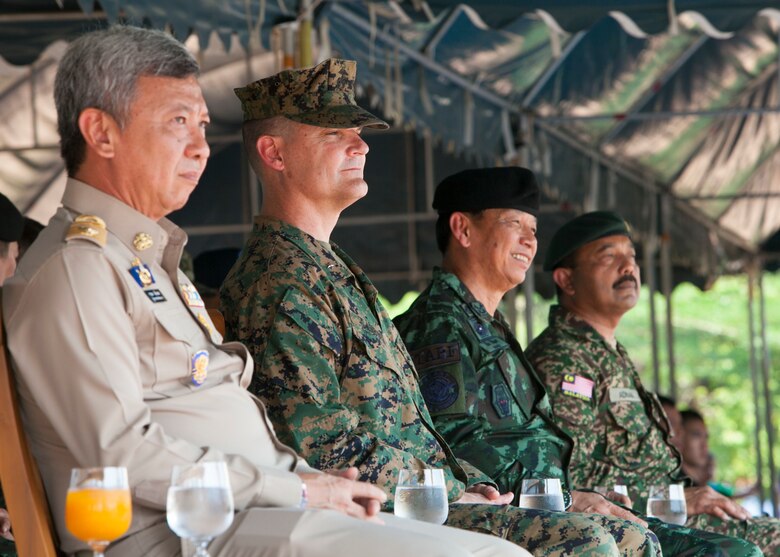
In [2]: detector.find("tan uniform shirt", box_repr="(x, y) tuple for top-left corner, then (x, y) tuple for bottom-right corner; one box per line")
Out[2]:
(3, 179), (310, 554)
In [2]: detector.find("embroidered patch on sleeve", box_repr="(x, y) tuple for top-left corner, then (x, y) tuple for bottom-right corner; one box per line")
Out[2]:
(609, 388), (641, 403)
(491, 383), (513, 418)
(411, 342), (461, 371)
(420, 369), (460, 412)
(561, 373), (594, 401)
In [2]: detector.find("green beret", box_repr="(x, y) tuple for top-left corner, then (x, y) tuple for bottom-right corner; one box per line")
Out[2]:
(432, 167), (540, 215)
(543, 210), (632, 271)
(234, 58), (388, 130)
(0, 192), (23, 242)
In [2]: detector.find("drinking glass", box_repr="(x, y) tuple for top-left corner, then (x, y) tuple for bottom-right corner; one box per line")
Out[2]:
(646, 484), (687, 525)
(394, 469), (449, 524)
(518, 479), (565, 512)
(167, 461), (234, 557)
(65, 467), (132, 557)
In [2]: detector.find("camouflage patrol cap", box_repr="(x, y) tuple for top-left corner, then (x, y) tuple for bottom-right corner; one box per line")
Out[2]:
(0, 192), (23, 242)
(234, 58), (388, 129)
(543, 210), (632, 271)
(433, 167), (540, 215)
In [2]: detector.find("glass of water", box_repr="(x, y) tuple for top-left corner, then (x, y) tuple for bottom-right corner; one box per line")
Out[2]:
(595, 484), (631, 505)
(167, 461), (234, 557)
(518, 479), (565, 512)
(646, 484), (687, 526)
(394, 469), (449, 524)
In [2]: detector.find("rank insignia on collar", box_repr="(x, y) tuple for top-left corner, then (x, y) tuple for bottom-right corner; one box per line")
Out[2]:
(129, 257), (155, 288)
(133, 232), (154, 251)
(468, 317), (490, 339)
(191, 350), (209, 386)
(180, 283), (205, 308)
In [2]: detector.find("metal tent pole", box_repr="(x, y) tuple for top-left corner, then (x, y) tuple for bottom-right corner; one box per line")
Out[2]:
(748, 268), (767, 511)
(524, 270), (535, 346)
(759, 268), (778, 516)
(659, 195), (676, 399)
(404, 131), (421, 286)
(644, 193), (661, 393)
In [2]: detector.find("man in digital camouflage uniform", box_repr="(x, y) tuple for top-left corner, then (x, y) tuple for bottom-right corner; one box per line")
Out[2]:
(220, 61), (663, 556)
(526, 210), (780, 555)
(394, 167), (763, 557)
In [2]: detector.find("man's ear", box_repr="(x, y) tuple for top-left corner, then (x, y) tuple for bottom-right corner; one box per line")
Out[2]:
(77, 108), (118, 159)
(449, 212), (472, 248)
(256, 135), (284, 171)
(553, 267), (576, 297)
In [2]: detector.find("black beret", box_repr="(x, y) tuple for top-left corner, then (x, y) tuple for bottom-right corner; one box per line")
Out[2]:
(543, 210), (632, 271)
(0, 192), (23, 243)
(432, 167), (540, 215)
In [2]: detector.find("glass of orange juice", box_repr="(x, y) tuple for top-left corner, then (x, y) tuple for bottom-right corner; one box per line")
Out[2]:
(65, 467), (132, 556)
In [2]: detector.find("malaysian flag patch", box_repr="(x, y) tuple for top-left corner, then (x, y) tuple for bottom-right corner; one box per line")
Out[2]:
(561, 373), (594, 400)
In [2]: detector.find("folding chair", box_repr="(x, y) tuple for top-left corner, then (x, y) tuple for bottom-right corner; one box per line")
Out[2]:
(0, 298), (59, 557)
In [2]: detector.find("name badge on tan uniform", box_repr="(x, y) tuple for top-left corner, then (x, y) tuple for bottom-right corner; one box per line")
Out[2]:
(609, 388), (641, 403)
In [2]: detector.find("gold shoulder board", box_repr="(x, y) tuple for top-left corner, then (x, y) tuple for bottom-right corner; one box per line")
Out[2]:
(65, 215), (107, 247)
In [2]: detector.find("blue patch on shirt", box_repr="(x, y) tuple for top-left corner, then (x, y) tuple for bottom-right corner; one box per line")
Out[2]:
(420, 369), (459, 413)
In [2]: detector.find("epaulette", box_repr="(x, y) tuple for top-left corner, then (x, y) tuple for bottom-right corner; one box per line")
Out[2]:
(65, 215), (107, 247)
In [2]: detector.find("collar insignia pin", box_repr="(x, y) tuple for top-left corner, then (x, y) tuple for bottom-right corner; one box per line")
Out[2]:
(133, 232), (153, 251)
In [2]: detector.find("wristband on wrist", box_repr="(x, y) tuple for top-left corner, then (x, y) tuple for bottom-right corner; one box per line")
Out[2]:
(300, 482), (308, 509)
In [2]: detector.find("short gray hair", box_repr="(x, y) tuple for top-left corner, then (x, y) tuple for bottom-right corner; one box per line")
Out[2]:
(54, 25), (200, 175)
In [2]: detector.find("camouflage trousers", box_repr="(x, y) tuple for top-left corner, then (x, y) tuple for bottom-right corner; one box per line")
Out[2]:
(446, 504), (661, 557)
(686, 513), (780, 555)
(647, 518), (762, 556)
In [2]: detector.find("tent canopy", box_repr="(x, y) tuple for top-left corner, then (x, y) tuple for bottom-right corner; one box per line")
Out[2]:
(2, 0), (780, 299)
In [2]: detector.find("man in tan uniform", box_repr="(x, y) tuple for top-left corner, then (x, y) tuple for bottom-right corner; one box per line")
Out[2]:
(2, 25), (525, 557)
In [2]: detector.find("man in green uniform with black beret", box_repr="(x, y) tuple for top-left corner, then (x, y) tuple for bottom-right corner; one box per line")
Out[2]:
(395, 169), (763, 556)
(526, 210), (780, 554)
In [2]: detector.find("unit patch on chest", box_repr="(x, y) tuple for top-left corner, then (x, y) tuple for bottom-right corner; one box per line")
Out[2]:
(491, 383), (513, 418)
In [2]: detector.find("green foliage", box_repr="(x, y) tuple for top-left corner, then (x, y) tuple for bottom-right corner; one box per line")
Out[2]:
(618, 273), (780, 488)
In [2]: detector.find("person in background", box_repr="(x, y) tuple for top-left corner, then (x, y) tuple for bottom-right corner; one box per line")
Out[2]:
(526, 210), (780, 555)
(0, 192), (23, 557)
(0, 194), (23, 286)
(17, 217), (44, 262)
(657, 394), (684, 453)
(3, 25), (521, 557)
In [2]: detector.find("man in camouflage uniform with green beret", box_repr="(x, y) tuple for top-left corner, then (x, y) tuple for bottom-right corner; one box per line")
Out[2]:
(527, 210), (780, 554)
(221, 59), (663, 556)
(395, 169), (763, 557)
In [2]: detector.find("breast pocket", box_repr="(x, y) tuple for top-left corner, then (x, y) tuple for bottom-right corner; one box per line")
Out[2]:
(607, 399), (650, 435)
(151, 306), (204, 388)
